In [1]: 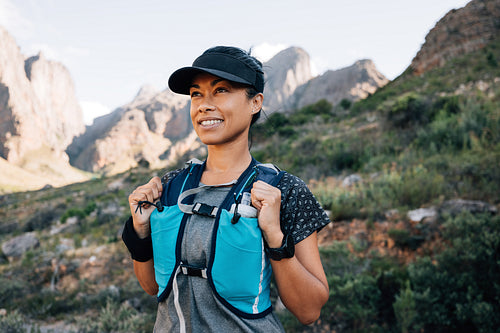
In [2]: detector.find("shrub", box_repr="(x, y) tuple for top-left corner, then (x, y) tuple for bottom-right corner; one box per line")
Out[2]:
(76, 298), (154, 333)
(408, 213), (500, 332)
(393, 281), (417, 333)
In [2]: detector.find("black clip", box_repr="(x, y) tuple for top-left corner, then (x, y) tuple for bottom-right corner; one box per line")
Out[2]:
(135, 200), (164, 214)
(231, 193), (241, 224)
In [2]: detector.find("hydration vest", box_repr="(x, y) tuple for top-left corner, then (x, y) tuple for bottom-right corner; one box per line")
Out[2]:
(150, 158), (284, 319)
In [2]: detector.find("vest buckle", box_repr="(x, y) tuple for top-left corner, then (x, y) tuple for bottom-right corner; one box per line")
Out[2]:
(192, 203), (218, 217)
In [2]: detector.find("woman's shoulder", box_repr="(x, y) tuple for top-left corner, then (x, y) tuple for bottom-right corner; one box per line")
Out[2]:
(160, 168), (185, 185)
(276, 171), (308, 193)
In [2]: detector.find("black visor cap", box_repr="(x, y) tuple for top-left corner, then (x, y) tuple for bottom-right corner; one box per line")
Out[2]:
(168, 52), (264, 95)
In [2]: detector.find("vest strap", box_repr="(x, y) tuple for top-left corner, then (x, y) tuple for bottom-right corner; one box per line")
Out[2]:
(193, 203), (218, 217)
(177, 180), (237, 215)
(180, 262), (207, 279)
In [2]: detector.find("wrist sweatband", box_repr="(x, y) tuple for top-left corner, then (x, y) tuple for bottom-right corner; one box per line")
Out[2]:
(121, 216), (153, 262)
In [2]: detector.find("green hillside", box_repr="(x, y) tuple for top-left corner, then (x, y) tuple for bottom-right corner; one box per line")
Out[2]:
(1, 39), (499, 332)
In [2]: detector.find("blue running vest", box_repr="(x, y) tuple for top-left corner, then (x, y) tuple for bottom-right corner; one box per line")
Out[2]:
(150, 159), (284, 319)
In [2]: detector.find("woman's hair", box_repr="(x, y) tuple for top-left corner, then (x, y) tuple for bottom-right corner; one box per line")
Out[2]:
(201, 46), (264, 126)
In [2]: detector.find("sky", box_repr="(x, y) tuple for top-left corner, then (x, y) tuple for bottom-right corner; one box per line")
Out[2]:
(0, 0), (471, 124)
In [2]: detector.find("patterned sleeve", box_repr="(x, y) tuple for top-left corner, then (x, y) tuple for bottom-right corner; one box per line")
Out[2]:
(276, 172), (331, 244)
(161, 168), (184, 185)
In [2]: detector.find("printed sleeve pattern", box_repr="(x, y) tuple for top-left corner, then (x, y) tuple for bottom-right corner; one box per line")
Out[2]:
(276, 172), (331, 244)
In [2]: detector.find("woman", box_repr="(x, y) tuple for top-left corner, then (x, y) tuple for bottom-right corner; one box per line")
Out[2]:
(122, 46), (330, 332)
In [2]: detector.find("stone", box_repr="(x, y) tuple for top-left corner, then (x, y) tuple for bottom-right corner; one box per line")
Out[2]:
(1, 232), (39, 258)
(440, 199), (497, 216)
(342, 174), (362, 187)
(407, 207), (438, 223)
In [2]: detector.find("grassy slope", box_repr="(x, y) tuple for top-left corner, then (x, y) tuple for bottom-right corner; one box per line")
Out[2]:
(0, 39), (499, 332)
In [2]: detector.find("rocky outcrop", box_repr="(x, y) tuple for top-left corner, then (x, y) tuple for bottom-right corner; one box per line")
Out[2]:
(67, 87), (203, 174)
(292, 59), (388, 110)
(262, 47), (387, 113)
(263, 47), (313, 112)
(410, 0), (500, 75)
(1, 232), (39, 260)
(0, 26), (84, 165)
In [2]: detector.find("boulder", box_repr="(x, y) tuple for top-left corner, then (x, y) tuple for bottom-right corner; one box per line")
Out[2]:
(440, 199), (497, 216)
(407, 207), (438, 223)
(1, 232), (39, 259)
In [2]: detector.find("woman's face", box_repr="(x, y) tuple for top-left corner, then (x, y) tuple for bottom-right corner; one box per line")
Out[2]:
(189, 72), (262, 147)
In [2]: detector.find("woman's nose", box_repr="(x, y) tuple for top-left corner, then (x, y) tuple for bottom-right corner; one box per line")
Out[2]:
(197, 97), (215, 113)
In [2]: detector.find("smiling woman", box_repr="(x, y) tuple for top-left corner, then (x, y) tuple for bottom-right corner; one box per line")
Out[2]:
(122, 46), (331, 332)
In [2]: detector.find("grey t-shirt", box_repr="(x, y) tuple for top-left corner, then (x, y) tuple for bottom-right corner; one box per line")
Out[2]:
(154, 171), (330, 332)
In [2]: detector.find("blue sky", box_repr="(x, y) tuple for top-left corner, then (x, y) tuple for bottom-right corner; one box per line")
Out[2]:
(0, 0), (470, 124)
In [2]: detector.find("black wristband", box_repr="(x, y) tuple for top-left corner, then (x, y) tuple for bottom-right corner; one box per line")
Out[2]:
(121, 216), (153, 262)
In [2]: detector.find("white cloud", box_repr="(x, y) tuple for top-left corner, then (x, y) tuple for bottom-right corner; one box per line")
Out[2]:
(80, 101), (111, 125)
(252, 43), (288, 62)
(0, 0), (33, 38)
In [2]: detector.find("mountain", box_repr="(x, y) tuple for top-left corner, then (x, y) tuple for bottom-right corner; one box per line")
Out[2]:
(411, 0), (500, 75)
(262, 47), (388, 113)
(67, 87), (204, 174)
(0, 26), (89, 191)
(292, 59), (388, 110)
(262, 46), (313, 112)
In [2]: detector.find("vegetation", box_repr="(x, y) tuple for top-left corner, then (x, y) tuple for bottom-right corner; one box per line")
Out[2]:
(1, 38), (499, 332)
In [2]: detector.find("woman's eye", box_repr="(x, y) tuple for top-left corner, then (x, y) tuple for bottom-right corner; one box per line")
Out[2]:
(215, 87), (228, 93)
(190, 91), (201, 98)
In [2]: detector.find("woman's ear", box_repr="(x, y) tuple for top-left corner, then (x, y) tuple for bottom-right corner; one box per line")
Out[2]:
(252, 93), (264, 113)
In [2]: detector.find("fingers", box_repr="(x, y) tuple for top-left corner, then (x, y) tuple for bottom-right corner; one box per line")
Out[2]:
(250, 181), (281, 210)
(129, 176), (163, 207)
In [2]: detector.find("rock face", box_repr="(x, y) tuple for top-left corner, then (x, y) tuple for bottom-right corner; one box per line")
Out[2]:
(67, 87), (203, 173)
(411, 0), (500, 75)
(263, 47), (387, 113)
(0, 26), (84, 165)
(292, 59), (388, 110)
(263, 47), (313, 112)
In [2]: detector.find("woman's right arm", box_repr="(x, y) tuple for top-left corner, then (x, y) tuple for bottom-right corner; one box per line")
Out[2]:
(133, 259), (158, 295)
(127, 176), (163, 295)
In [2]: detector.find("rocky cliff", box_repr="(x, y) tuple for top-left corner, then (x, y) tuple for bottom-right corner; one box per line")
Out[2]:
(263, 47), (388, 113)
(263, 47), (313, 112)
(67, 87), (204, 174)
(411, 0), (500, 75)
(0, 26), (89, 191)
(0, 26), (85, 164)
(292, 59), (388, 109)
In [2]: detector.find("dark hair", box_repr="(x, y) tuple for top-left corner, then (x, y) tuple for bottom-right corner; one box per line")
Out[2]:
(201, 46), (264, 126)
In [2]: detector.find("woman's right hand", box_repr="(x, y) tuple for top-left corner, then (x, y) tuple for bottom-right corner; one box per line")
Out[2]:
(128, 176), (163, 239)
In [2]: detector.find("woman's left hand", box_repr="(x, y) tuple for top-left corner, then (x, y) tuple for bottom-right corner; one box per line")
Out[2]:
(251, 180), (283, 247)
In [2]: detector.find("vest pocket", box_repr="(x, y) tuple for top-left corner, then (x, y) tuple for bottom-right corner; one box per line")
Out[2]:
(150, 206), (184, 297)
(211, 209), (272, 314)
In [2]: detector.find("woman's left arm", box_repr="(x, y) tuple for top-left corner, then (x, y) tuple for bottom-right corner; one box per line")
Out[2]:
(251, 180), (329, 325)
(270, 232), (329, 325)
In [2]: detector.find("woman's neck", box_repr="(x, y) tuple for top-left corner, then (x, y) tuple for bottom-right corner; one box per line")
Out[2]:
(202, 142), (252, 185)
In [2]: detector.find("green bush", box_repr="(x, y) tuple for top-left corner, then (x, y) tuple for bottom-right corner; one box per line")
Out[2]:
(393, 281), (417, 333)
(76, 298), (154, 333)
(408, 213), (500, 332)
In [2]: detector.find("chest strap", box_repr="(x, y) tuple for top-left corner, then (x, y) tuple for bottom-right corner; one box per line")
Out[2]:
(177, 180), (237, 217)
(180, 262), (207, 279)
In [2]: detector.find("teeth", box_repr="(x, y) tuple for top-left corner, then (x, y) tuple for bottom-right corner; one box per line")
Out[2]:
(201, 120), (222, 126)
